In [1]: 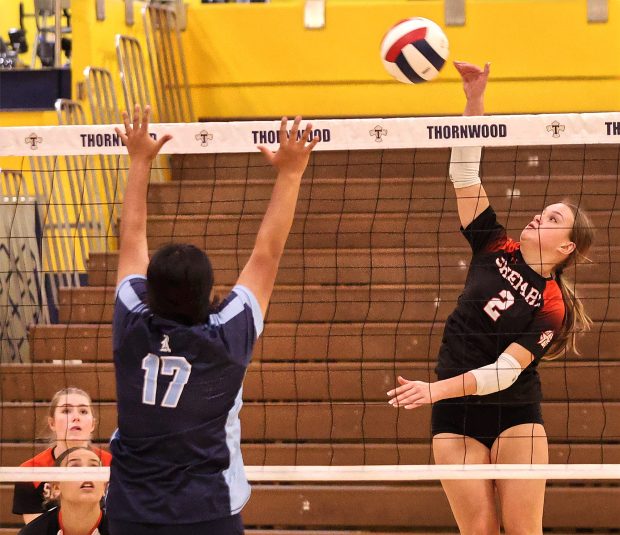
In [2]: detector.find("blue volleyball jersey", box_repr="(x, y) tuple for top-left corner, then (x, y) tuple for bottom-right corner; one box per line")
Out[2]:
(106, 275), (263, 524)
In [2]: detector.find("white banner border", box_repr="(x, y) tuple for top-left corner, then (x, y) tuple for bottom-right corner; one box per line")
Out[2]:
(2, 112), (620, 157)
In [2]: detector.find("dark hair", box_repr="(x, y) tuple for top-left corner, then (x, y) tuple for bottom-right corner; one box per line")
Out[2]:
(146, 243), (215, 325)
(54, 446), (99, 468)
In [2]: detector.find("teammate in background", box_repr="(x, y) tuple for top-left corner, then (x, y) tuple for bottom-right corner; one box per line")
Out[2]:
(12, 388), (112, 525)
(18, 447), (109, 535)
(107, 106), (318, 534)
(387, 62), (594, 534)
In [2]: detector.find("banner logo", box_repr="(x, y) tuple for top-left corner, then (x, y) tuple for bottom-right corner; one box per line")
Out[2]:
(252, 129), (331, 144)
(426, 123), (507, 139)
(196, 130), (214, 147)
(605, 121), (620, 136)
(25, 133), (43, 150)
(546, 121), (565, 138)
(370, 125), (388, 142)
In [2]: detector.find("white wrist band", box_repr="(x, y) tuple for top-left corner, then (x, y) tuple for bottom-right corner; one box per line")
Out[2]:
(470, 352), (523, 396)
(449, 146), (482, 189)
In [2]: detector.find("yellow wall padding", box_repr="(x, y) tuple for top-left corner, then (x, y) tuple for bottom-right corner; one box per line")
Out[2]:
(3, 0), (620, 123)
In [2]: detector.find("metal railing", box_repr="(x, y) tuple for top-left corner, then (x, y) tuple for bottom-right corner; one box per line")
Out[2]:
(143, 3), (194, 122)
(125, 0), (186, 30)
(116, 35), (156, 120)
(83, 67), (132, 235)
(55, 98), (111, 255)
(0, 171), (50, 362)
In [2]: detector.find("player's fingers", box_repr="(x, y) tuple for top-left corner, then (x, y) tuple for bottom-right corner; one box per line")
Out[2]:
(141, 106), (151, 133)
(290, 115), (302, 143)
(132, 104), (141, 132)
(114, 127), (128, 145)
(278, 117), (288, 146)
(122, 111), (131, 133)
(155, 134), (172, 152)
(257, 145), (275, 164)
(454, 62), (482, 76)
(391, 389), (420, 405)
(300, 122), (313, 143)
(392, 394), (418, 407)
(483, 62), (491, 75)
(386, 382), (411, 397)
(306, 135), (320, 152)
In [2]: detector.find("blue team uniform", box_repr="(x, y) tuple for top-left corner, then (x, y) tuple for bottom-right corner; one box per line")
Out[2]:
(106, 275), (263, 525)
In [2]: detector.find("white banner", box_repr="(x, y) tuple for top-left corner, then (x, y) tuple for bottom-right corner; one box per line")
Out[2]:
(2, 112), (620, 156)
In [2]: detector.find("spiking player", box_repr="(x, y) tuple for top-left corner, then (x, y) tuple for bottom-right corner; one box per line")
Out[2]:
(388, 62), (594, 534)
(106, 106), (318, 535)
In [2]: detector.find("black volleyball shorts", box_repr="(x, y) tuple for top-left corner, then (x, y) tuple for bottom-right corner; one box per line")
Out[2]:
(431, 399), (544, 450)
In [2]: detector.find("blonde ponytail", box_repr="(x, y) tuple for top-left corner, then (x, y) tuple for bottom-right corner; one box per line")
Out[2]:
(543, 201), (594, 360)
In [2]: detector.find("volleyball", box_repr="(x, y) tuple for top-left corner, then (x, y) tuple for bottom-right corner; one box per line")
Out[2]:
(380, 17), (449, 84)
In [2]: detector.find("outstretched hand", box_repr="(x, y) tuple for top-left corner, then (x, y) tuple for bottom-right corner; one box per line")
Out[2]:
(387, 376), (437, 410)
(258, 116), (319, 175)
(453, 61), (490, 102)
(115, 104), (172, 162)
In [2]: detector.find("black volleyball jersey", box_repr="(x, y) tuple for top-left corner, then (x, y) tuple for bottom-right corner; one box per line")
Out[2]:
(436, 206), (565, 404)
(107, 275), (263, 525)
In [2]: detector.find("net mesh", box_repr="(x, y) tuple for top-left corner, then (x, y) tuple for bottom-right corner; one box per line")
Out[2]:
(0, 116), (619, 532)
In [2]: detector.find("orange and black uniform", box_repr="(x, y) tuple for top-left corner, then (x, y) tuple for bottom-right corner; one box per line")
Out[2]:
(17, 507), (108, 535)
(12, 447), (112, 516)
(431, 206), (565, 448)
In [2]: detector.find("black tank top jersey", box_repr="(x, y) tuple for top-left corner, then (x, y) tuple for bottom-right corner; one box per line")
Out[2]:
(436, 206), (565, 405)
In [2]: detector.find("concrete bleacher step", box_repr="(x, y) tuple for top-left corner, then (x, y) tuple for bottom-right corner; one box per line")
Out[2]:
(146, 175), (617, 216)
(87, 246), (620, 287)
(144, 210), (619, 250)
(2, 362), (619, 403)
(56, 284), (620, 324)
(1, 484), (619, 530)
(29, 321), (620, 363)
(3, 442), (618, 468)
(1, 401), (618, 442)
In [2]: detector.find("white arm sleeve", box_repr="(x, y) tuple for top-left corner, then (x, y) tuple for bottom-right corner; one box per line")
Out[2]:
(449, 146), (482, 189)
(470, 352), (523, 396)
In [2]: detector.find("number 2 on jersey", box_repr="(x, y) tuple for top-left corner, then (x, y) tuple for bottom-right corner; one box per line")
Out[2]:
(484, 289), (515, 321)
(141, 354), (192, 408)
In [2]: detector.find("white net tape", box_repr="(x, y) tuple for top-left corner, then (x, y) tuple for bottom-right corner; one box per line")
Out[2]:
(2, 464), (620, 482)
(2, 112), (620, 156)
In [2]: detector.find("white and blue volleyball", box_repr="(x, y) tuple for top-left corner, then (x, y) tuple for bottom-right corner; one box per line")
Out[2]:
(380, 18), (449, 84)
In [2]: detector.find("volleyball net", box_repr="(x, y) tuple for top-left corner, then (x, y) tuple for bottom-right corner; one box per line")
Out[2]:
(0, 112), (619, 498)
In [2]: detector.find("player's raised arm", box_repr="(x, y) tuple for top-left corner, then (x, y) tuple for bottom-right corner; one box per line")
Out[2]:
(450, 61), (491, 228)
(115, 105), (172, 287)
(236, 116), (319, 318)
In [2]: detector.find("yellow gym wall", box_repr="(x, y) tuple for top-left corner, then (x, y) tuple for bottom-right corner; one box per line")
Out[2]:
(2, 0), (620, 126)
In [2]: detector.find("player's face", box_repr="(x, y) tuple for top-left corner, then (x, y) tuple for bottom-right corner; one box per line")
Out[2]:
(48, 394), (95, 442)
(56, 449), (105, 505)
(520, 202), (575, 253)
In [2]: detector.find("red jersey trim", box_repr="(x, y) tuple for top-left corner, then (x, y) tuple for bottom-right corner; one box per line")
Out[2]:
(488, 236), (520, 254)
(542, 279), (565, 325)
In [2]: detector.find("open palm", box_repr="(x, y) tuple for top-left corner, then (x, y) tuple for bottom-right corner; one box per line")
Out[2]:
(453, 61), (490, 101)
